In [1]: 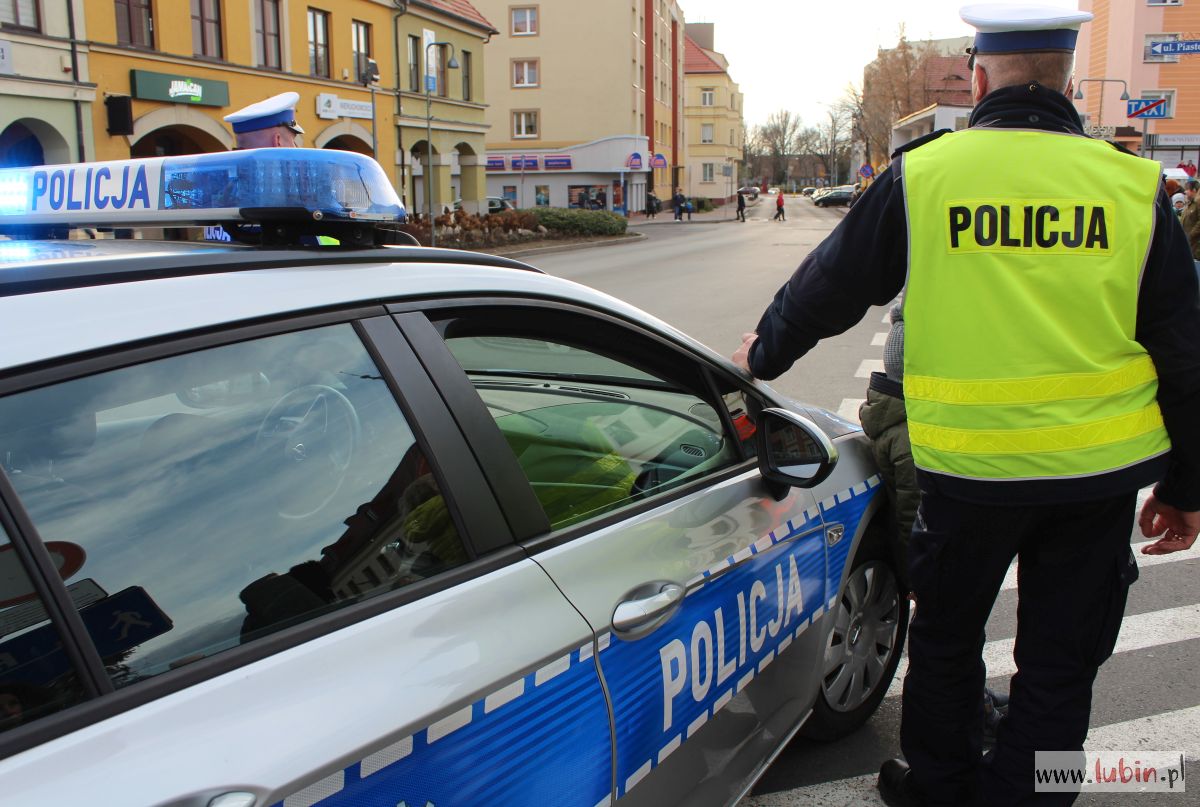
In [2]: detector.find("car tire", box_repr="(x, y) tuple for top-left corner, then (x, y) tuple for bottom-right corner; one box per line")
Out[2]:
(801, 544), (908, 742)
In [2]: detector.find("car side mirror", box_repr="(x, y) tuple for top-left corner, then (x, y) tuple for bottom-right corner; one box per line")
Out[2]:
(755, 408), (838, 499)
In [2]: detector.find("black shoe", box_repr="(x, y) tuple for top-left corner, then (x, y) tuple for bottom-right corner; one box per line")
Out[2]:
(878, 758), (921, 807)
(984, 687), (1009, 714)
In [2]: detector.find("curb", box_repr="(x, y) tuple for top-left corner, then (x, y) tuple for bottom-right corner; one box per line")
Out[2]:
(484, 231), (647, 259)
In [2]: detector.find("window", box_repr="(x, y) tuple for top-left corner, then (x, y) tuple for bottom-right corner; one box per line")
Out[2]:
(512, 6), (538, 35)
(701, 123), (714, 144)
(255, 0), (281, 69)
(0, 525), (88, 735)
(535, 184), (550, 206)
(1144, 33), (1181, 63)
(1, 0), (39, 29)
(461, 50), (472, 100)
(437, 318), (740, 530)
(513, 58), (539, 87)
(191, 0), (222, 59)
(352, 20), (372, 80)
(702, 163), (714, 182)
(1147, 0), (1182, 5)
(435, 44), (448, 97)
(0, 324), (468, 689)
(1141, 89), (1176, 117)
(308, 8), (330, 78)
(513, 110), (538, 138)
(700, 88), (714, 106)
(408, 34), (421, 91)
(114, 0), (153, 48)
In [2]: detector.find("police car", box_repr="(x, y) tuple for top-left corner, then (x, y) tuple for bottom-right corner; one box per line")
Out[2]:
(0, 150), (904, 806)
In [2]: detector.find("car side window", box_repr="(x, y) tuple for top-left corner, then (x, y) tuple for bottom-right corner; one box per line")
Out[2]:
(0, 525), (89, 734)
(439, 322), (741, 530)
(0, 323), (467, 689)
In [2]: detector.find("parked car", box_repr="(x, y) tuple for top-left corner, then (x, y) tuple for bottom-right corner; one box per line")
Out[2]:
(737, 186), (760, 200)
(768, 187), (781, 195)
(814, 187), (855, 207)
(453, 196), (516, 215)
(801, 187), (817, 197)
(0, 149), (905, 807)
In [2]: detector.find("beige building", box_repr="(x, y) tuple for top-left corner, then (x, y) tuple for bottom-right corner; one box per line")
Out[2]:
(0, 0), (95, 167)
(683, 24), (741, 204)
(1075, 0), (1200, 168)
(471, 0), (685, 213)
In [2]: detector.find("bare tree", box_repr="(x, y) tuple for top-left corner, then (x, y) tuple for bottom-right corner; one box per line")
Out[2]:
(758, 110), (803, 184)
(856, 26), (946, 165)
(811, 102), (854, 186)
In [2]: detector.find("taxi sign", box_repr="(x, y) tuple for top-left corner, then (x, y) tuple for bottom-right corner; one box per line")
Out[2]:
(0, 149), (406, 228)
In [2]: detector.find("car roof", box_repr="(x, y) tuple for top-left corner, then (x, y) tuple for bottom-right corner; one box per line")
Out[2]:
(0, 240), (725, 373)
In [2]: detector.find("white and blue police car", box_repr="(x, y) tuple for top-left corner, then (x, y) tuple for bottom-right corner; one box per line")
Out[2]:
(0, 150), (904, 807)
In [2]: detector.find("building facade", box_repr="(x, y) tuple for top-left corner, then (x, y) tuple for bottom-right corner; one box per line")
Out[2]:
(1076, 0), (1200, 168)
(683, 24), (741, 204)
(471, 0), (684, 214)
(1, 0), (95, 168)
(79, 0), (493, 214)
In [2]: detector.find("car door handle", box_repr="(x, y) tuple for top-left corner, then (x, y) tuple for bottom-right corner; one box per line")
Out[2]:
(613, 584), (684, 632)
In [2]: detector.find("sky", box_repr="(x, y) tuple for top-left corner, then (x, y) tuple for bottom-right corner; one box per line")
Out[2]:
(680, 0), (1082, 129)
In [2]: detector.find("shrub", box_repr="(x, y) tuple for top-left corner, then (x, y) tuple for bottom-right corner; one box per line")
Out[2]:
(520, 207), (628, 237)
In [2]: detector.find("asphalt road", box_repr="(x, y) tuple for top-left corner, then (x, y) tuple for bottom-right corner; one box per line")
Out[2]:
(531, 193), (1200, 807)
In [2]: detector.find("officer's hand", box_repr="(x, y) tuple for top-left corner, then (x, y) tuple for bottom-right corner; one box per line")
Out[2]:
(1138, 493), (1200, 555)
(732, 332), (758, 374)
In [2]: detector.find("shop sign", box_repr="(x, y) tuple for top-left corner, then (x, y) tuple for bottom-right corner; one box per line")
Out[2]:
(0, 40), (13, 75)
(512, 155), (539, 170)
(544, 155), (573, 170)
(1155, 134), (1200, 147)
(316, 93), (373, 120)
(486, 156), (506, 171)
(130, 69), (229, 107)
(649, 153), (668, 169)
(626, 152), (643, 170)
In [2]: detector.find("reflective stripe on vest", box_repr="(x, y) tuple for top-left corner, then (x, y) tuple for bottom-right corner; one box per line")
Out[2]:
(902, 128), (1170, 481)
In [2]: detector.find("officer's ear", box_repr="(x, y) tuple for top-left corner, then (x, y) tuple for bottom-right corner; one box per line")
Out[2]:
(1065, 75), (1075, 100)
(972, 61), (990, 104)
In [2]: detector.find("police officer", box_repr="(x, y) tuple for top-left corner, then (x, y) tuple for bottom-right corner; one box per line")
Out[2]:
(224, 91), (304, 149)
(732, 4), (1200, 806)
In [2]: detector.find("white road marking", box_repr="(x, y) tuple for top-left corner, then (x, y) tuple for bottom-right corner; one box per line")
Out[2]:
(872, 332), (887, 346)
(1000, 540), (1200, 592)
(887, 603), (1200, 699)
(855, 359), (884, 378)
(837, 398), (864, 423)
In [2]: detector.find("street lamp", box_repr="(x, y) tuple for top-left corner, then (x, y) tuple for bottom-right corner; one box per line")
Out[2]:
(358, 56), (381, 158)
(424, 40), (459, 247)
(1073, 77), (1130, 129)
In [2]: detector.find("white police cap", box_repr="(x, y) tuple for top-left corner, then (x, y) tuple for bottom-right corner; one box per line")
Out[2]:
(960, 3), (1093, 54)
(223, 91), (304, 135)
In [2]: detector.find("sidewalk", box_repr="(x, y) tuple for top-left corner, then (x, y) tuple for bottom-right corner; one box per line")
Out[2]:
(630, 197), (761, 225)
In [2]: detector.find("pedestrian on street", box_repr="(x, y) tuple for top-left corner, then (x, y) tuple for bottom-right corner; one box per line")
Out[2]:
(732, 5), (1200, 806)
(736, 190), (747, 222)
(224, 91), (305, 149)
(773, 190), (785, 221)
(672, 187), (686, 222)
(1182, 180), (1200, 258)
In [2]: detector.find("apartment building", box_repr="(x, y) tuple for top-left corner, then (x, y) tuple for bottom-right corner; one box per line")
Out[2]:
(79, 0), (494, 212)
(471, 0), (684, 214)
(683, 23), (740, 204)
(0, 0), (95, 168)
(1075, 0), (1200, 167)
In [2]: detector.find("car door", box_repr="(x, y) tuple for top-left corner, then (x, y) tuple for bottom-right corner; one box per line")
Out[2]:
(401, 303), (840, 806)
(0, 313), (612, 807)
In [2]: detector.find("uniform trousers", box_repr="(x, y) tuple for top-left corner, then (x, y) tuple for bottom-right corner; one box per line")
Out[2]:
(900, 488), (1138, 806)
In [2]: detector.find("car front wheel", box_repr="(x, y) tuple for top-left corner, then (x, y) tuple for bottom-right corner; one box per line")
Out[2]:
(801, 555), (907, 741)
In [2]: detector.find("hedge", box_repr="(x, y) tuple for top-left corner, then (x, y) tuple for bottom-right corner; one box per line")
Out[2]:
(520, 207), (628, 236)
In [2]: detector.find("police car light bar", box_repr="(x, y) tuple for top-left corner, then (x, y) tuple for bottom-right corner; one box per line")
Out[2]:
(0, 149), (406, 228)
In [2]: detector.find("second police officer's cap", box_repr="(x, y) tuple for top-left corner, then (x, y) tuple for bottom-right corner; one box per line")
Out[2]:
(223, 91), (305, 135)
(960, 3), (1093, 66)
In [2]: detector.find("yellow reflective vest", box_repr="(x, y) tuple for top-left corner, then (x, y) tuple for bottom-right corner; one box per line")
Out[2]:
(902, 128), (1171, 481)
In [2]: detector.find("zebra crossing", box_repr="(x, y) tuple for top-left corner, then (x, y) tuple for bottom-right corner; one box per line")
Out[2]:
(743, 311), (1200, 807)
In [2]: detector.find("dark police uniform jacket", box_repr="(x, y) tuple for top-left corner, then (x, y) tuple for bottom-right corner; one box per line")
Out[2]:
(748, 83), (1200, 510)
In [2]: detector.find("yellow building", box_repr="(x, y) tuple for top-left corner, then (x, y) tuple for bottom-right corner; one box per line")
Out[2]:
(0, 0), (95, 167)
(82, 0), (495, 214)
(683, 24), (742, 204)
(469, 0), (684, 213)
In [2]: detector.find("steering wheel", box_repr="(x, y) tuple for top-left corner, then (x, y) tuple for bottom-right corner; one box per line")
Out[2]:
(255, 385), (361, 519)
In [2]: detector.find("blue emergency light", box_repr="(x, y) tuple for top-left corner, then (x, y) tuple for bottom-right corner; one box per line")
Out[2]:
(0, 149), (406, 228)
